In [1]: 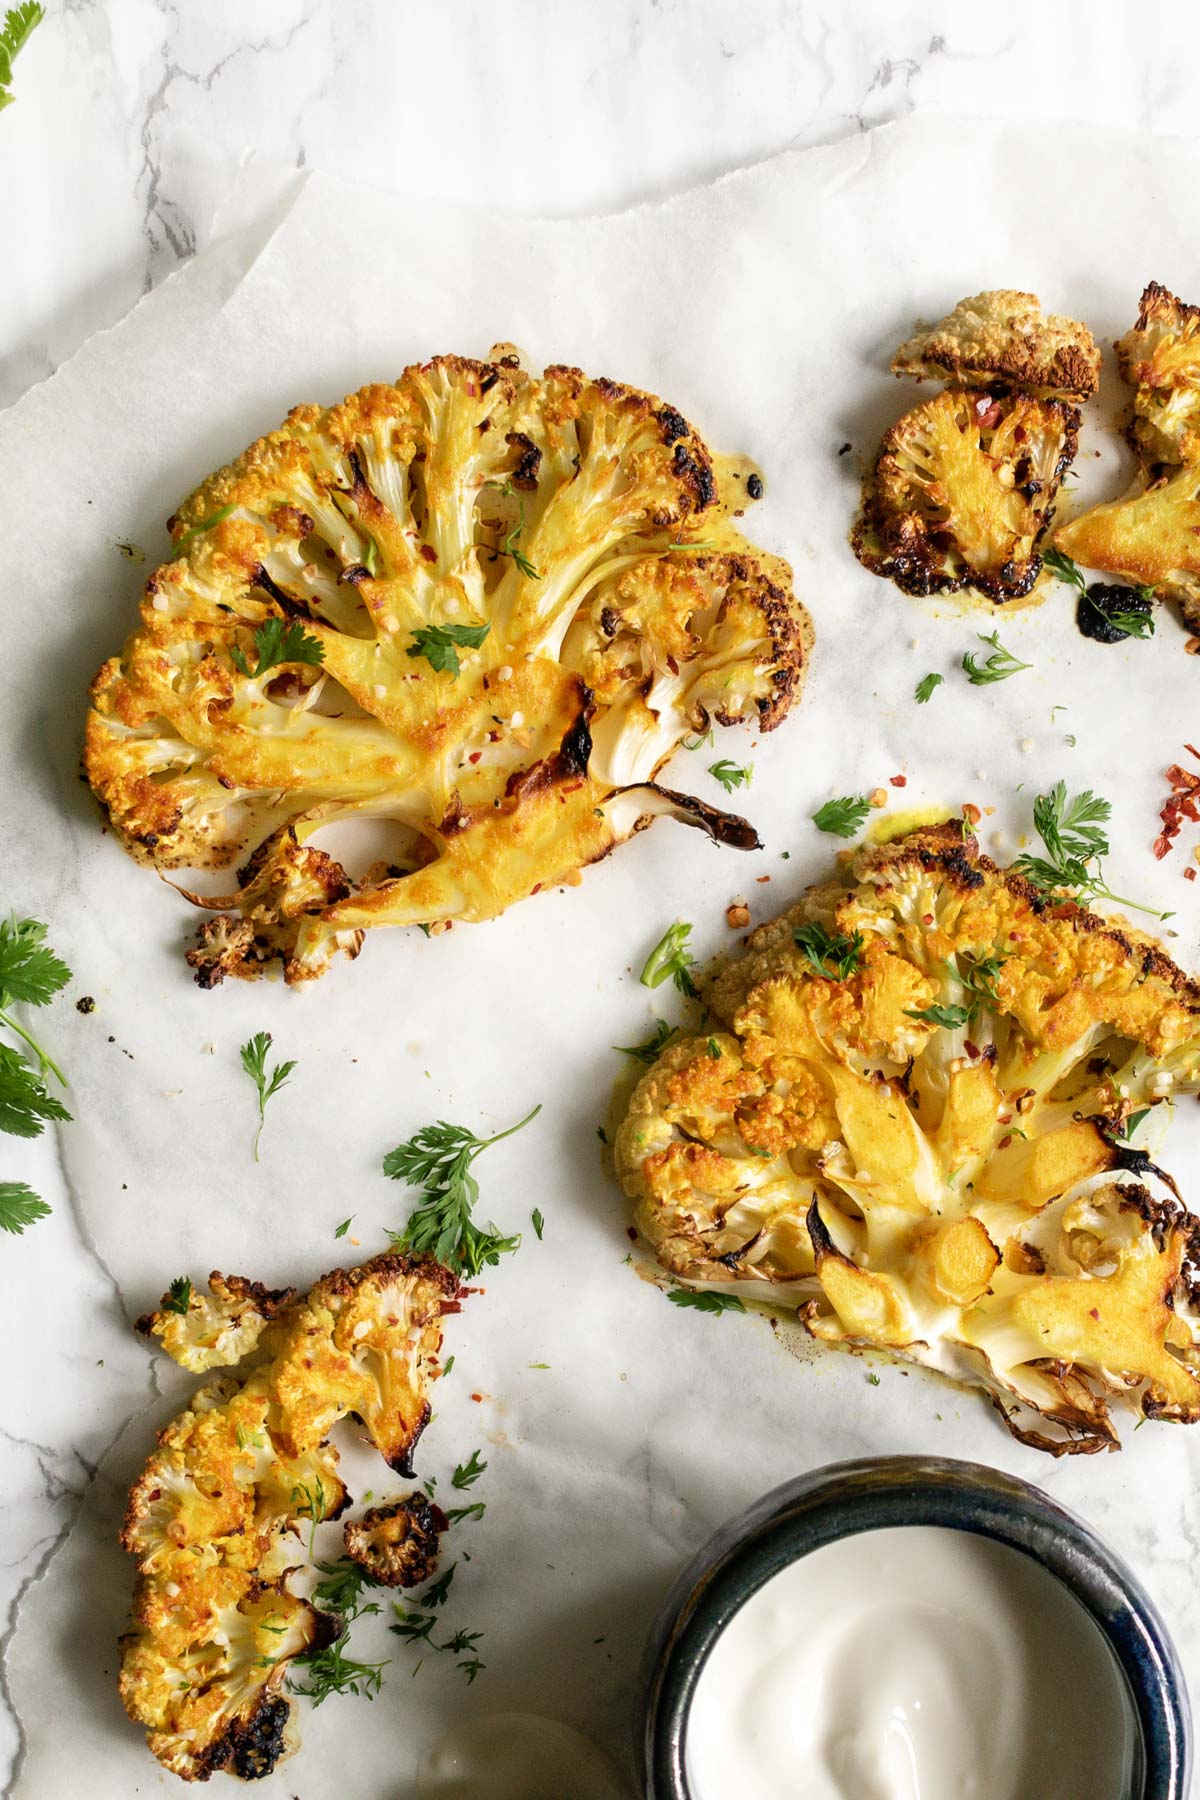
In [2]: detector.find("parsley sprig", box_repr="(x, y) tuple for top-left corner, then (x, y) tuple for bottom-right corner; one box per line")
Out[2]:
(906, 953), (1006, 1030)
(1044, 548), (1156, 640)
(289, 1565), (387, 1707)
(915, 672), (943, 704)
(384, 1106), (540, 1279)
(667, 1287), (746, 1315)
(614, 1019), (678, 1064)
(793, 921), (864, 981)
(1014, 784), (1166, 918)
(0, 5), (44, 113)
(962, 631), (1031, 685)
(163, 1276), (192, 1316)
(708, 759), (753, 794)
(812, 794), (871, 839)
(407, 622), (491, 676)
(230, 618), (325, 679)
(240, 1032), (297, 1162)
(640, 923), (697, 997)
(0, 917), (72, 1236)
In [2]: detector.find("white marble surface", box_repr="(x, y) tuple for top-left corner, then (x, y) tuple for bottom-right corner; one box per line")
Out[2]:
(3, 3), (1200, 1794)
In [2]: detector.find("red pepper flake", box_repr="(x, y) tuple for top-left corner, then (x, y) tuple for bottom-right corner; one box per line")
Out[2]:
(420, 544), (438, 564)
(889, 775), (907, 788)
(468, 751), (482, 764)
(1088, 1308), (1100, 1322)
(964, 1039), (980, 1060)
(1186, 867), (1197, 883)
(922, 913), (934, 926)
(470, 1392), (484, 1402)
(756, 874), (771, 884)
(1155, 746), (1200, 859)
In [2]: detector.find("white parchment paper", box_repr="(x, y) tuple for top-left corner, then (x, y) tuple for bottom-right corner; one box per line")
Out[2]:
(3, 117), (1199, 1796)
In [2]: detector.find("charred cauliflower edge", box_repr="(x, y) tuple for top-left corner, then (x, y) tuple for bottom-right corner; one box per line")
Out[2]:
(854, 290), (1091, 602)
(614, 824), (1200, 1457)
(120, 1253), (461, 1782)
(85, 351), (812, 986)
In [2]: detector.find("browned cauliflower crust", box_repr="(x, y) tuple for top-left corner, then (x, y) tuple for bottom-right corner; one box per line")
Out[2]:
(615, 825), (1200, 1456)
(120, 1253), (462, 1782)
(1052, 466), (1200, 631)
(136, 1272), (296, 1373)
(1116, 281), (1200, 467)
(852, 390), (1079, 599)
(891, 290), (1100, 401)
(342, 1494), (446, 1588)
(84, 352), (811, 985)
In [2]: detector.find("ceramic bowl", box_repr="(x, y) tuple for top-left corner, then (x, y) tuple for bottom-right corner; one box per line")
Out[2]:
(641, 1454), (1191, 1800)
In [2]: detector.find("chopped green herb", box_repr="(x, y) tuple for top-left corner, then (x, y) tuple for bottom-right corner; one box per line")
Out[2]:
(667, 1287), (746, 1315)
(230, 617), (325, 680)
(290, 1629), (388, 1705)
(445, 1502), (486, 1524)
(0, 1182), (51, 1236)
(904, 1002), (970, 1030)
(0, 916), (72, 1233)
(682, 729), (714, 752)
(0, 5), (44, 113)
(384, 1107), (540, 1279)
(334, 1216), (353, 1239)
(708, 759), (753, 794)
(866, 1372), (881, 1386)
(172, 502), (236, 557)
(812, 794), (871, 839)
(531, 1207), (544, 1240)
(915, 672), (943, 704)
(407, 622), (491, 677)
(484, 479), (541, 580)
(239, 1031), (297, 1163)
(451, 1450), (487, 1491)
(706, 1037), (721, 1059)
(962, 631), (1031, 685)
(1042, 546), (1088, 597)
(164, 1276), (192, 1316)
(793, 921), (864, 981)
(419, 1565), (456, 1609)
(614, 1019), (677, 1064)
(1014, 783), (1167, 918)
(1119, 1108), (1151, 1141)
(639, 923), (697, 997)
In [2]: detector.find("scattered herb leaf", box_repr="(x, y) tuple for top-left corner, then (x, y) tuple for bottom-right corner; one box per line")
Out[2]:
(639, 923), (697, 997)
(0, 4), (44, 113)
(962, 631), (1031, 685)
(164, 1276), (192, 1316)
(614, 1019), (677, 1064)
(812, 794), (871, 839)
(407, 622), (491, 677)
(384, 1107), (540, 1279)
(667, 1287), (747, 1315)
(239, 1031), (297, 1162)
(230, 618), (324, 680)
(708, 759), (753, 794)
(793, 921), (864, 981)
(915, 672), (943, 704)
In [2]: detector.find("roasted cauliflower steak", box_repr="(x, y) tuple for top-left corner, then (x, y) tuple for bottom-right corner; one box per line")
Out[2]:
(1116, 280), (1200, 467)
(891, 289), (1100, 402)
(852, 390), (1080, 599)
(120, 1253), (461, 1782)
(85, 352), (811, 985)
(615, 825), (1200, 1455)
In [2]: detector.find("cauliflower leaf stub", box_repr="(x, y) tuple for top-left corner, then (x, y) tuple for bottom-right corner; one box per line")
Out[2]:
(120, 1253), (461, 1782)
(85, 352), (811, 985)
(615, 824), (1200, 1456)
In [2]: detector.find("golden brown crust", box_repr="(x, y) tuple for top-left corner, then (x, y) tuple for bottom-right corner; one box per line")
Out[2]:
(891, 290), (1100, 401)
(343, 1495), (447, 1588)
(1115, 280), (1200, 467)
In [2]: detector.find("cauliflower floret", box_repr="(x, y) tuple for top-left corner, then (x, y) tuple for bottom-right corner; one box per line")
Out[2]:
(891, 290), (1100, 400)
(614, 825), (1200, 1454)
(342, 1494), (446, 1588)
(1115, 280), (1200, 467)
(137, 1271), (295, 1371)
(852, 390), (1080, 600)
(119, 1253), (464, 1781)
(1052, 465), (1200, 631)
(85, 352), (811, 984)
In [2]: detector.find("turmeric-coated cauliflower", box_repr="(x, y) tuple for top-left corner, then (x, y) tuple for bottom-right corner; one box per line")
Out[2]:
(852, 390), (1079, 600)
(1116, 280), (1200, 467)
(85, 351), (811, 985)
(891, 290), (1100, 401)
(1052, 466), (1200, 631)
(120, 1253), (462, 1781)
(615, 825), (1200, 1455)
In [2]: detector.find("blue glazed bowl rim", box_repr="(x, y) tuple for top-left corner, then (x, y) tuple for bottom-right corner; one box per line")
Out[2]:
(641, 1454), (1191, 1800)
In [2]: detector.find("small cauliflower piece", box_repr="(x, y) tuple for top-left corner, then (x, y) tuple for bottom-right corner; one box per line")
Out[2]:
(137, 1271), (295, 1372)
(342, 1494), (447, 1588)
(853, 390), (1080, 600)
(85, 353), (811, 984)
(119, 1253), (464, 1782)
(891, 290), (1100, 401)
(615, 823), (1200, 1454)
(1115, 280), (1200, 467)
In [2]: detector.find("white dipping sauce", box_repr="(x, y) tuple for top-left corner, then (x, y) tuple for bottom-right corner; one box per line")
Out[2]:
(686, 1526), (1135, 1800)
(418, 1711), (629, 1800)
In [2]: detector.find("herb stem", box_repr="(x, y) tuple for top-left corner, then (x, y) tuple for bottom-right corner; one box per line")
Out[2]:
(0, 1005), (65, 1087)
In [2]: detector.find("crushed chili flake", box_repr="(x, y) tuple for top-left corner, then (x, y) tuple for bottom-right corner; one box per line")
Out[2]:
(1154, 745), (1200, 860)
(468, 751), (482, 764)
(1186, 867), (1197, 883)
(889, 775), (907, 788)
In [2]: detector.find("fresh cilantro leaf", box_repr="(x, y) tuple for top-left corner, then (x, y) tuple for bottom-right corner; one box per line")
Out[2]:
(708, 759), (753, 793)
(531, 1207), (544, 1240)
(0, 916), (71, 1085)
(0, 1181), (50, 1235)
(406, 622), (491, 676)
(1014, 783), (1166, 918)
(164, 1276), (192, 1315)
(962, 631), (1031, 685)
(0, 1044), (70, 1138)
(230, 617), (324, 680)
(239, 1031), (297, 1162)
(383, 1107), (539, 1280)
(915, 672), (943, 704)
(904, 1002), (970, 1030)
(0, 4), (43, 112)
(639, 923), (697, 996)
(667, 1287), (746, 1315)
(451, 1450), (487, 1490)
(334, 1216), (353, 1239)
(812, 794), (871, 838)
(792, 921), (864, 981)
(613, 1019), (677, 1064)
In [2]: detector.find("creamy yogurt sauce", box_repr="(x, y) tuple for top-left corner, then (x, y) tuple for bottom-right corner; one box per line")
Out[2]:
(685, 1526), (1135, 1800)
(417, 1711), (629, 1799)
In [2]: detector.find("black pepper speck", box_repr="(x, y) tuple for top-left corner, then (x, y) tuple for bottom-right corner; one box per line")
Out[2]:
(746, 472), (764, 500)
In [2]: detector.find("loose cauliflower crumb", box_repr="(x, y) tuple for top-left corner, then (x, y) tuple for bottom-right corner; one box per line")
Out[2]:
(615, 824), (1200, 1456)
(120, 1254), (462, 1782)
(342, 1495), (446, 1588)
(853, 390), (1079, 600)
(85, 352), (812, 985)
(891, 290), (1100, 401)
